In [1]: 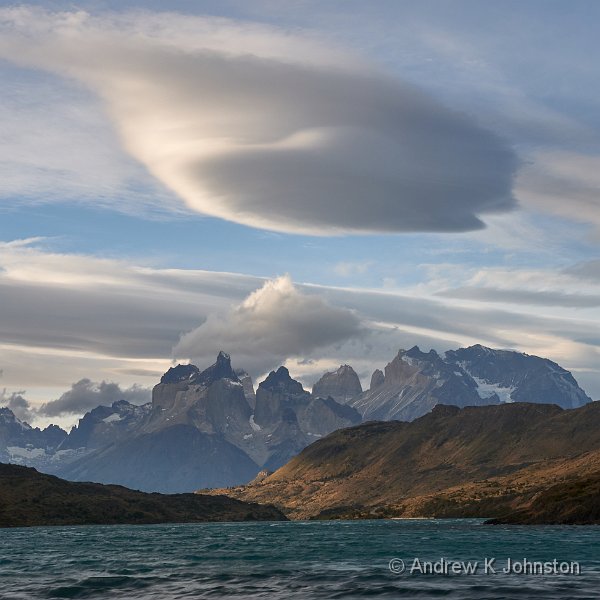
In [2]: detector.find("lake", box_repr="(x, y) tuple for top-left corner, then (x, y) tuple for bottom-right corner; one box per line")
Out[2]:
(1, 519), (599, 598)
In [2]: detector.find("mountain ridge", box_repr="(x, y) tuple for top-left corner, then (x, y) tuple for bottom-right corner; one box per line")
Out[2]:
(0, 463), (286, 527)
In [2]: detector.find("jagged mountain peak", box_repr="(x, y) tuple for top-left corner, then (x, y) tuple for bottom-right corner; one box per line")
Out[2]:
(0, 407), (31, 430)
(160, 363), (200, 384)
(0, 406), (16, 420)
(468, 343), (493, 352)
(312, 364), (362, 404)
(193, 351), (239, 386)
(112, 399), (134, 410)
(370, 369), (385, 390)
(259, 366), (305, 394)
(159, 353), (239, 389)
(403, 346), (441, 361)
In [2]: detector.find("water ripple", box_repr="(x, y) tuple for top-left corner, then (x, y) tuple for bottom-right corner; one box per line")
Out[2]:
(1, 520), (599, 598)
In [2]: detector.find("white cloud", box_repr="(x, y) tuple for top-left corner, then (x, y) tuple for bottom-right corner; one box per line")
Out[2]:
(0, 389), (35, 422)
(38, 378), (150, 417)
(333, 261), (372, 277)
(0, 7), (517, 234)
(439, 286), (600, 309)
(174, 275), (364, 374)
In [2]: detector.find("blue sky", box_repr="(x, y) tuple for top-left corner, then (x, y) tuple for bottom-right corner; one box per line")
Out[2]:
(0, 1), (599, 426)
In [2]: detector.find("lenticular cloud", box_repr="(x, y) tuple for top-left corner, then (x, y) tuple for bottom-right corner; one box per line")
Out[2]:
(0, 7), (518, 234)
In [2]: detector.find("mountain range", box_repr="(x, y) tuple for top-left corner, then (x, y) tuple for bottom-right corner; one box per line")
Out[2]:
(0, 345), (592, 493)
(349, 344), (590, 421)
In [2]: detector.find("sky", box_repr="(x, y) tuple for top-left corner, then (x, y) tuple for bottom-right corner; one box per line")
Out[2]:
(0, 1), (599, 429)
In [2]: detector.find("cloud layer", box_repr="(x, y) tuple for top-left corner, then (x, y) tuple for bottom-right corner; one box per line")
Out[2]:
(1, 240), (599, 397)
(516, 151), (600, 239)
(0, 7), (517, 234)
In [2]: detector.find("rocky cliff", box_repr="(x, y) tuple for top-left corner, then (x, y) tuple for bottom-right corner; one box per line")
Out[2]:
(312, 365), (362, 404)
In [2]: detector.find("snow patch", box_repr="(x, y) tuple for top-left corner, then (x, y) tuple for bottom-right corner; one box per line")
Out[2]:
(7, 446), (46, 459)
(102, 413), (122, 423)
(225, 379), (243, 388)
(249, 415), (261, 431)
(471, 375), (515, 403)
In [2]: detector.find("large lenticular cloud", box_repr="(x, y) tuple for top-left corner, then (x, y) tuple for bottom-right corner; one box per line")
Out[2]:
(0, 7), (518, 234)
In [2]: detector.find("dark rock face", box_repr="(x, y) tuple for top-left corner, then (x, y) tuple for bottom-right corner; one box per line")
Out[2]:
(252, 369), (312, 470)
(350, 344), (590, 422)
(369, 369), (385, 390)
(297, 397), (361, 437)
(259, 367), (305, 395)
(254, 368), (310, 428)
(312, 365), (362, 404)
(236, 369), (256, 409)
(192, 351), (238, 387)
(160, 364), (200, 384)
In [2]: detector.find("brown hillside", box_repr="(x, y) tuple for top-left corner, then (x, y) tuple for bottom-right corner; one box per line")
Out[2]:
(208, 402), (600, 520)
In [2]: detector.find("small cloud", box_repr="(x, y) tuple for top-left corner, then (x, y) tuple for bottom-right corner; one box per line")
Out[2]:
(333, 261), (372, 277)
(115, 368), (165, 378)
(0, 389), (35, 423)
(38, 379), (151, 417)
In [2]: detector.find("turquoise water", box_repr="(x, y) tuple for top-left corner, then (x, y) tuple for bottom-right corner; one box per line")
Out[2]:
(1, 519), (599, 598)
